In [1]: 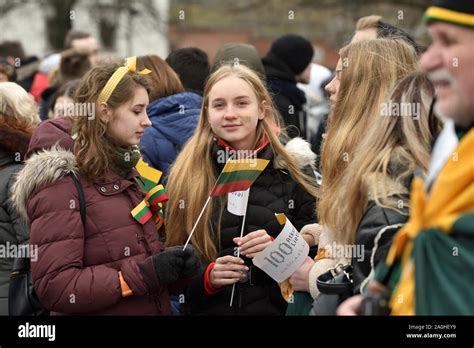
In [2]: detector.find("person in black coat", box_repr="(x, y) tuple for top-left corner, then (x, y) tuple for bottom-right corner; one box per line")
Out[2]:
(164, 64), (319, 315)
(262, 34), (314, 139)
(183, 137), (317, 315)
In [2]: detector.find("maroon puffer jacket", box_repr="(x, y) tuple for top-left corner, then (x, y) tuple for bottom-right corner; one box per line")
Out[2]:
(11, 117), (176, 315)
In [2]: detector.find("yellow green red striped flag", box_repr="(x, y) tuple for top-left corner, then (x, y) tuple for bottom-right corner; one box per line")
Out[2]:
(210, 158), (270, 197)
(131, 200), (153, 224)
(131, 158), (167, 228)
(136, 158), (162, 192)
(146, 184), (168, 207)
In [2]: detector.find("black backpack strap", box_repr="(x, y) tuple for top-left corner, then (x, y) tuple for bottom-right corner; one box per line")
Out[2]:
(70, 173), (86, 228)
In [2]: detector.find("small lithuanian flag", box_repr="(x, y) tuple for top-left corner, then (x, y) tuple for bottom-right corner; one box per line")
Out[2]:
(146, 184), (168, 206)
(210, 158), (270, 197)
(131, 158), (168, 228)
(131, 200), (153, 224)
(136, 158), (162, 191)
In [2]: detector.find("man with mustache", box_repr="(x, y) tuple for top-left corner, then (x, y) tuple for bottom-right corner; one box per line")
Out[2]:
(338, 0), (474, 315)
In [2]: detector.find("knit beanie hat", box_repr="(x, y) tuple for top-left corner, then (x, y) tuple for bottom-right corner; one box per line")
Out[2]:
(268, 34), (314, 75)
(211, 43), (265, 78)
(424, 0), (474, 27)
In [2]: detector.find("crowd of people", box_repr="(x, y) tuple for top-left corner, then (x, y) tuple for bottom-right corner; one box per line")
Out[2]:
(0, 0), (472, 316)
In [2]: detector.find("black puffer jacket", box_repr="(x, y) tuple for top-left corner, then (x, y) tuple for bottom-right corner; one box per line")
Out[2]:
(184, 138), (317, 315)
(262, 53), (307, 139)
(352, 197), (409, 294)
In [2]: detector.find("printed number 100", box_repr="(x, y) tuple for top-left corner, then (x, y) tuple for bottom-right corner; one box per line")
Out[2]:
(264, 243), (293, 267)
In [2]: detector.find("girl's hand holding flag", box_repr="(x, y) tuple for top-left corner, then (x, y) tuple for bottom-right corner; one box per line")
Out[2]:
(210, 255), (249, 288)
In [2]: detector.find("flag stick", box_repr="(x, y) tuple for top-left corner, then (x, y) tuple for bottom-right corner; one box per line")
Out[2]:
(230, 192), (249, 307)
(183, 195), (212, 250)
(182, 154), (238, 251)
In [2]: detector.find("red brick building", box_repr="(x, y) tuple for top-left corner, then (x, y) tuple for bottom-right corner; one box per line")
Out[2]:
(168, 23), (338, 70)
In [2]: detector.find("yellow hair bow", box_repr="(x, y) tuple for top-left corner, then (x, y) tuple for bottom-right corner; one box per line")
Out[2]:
(97, 56), (151, 104)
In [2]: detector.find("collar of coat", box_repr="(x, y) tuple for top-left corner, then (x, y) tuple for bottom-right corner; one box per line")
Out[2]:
(10, 143), (142, 222)
(211, 136), (316, 172)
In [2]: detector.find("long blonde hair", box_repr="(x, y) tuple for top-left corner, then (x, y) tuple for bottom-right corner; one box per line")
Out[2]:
(319, 39), (419, 244)
(340, 72), (440, 244)
(165, 64), (318, 261)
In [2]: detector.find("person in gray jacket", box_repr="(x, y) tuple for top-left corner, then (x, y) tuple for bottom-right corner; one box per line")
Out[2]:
(0, 82), (40, 315)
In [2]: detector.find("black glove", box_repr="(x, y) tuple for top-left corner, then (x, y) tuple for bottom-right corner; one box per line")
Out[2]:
(151, 246), (185, 285)
(181, 245), (202, 278)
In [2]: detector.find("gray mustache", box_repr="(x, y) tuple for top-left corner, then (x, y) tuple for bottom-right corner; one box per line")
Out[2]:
(427, 69), (456, 85)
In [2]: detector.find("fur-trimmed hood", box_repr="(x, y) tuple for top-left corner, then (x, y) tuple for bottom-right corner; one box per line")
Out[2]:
(274, 137), (316, 170)
(365, 172), (409, 201)
(365, 147), (414, 201)
(11, 144), (77, 221)
(212, 136), (316, 171)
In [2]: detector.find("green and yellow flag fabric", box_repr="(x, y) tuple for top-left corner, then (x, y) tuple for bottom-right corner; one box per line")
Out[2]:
(131, 158), (168, 229)
(375, 128), (474, 315)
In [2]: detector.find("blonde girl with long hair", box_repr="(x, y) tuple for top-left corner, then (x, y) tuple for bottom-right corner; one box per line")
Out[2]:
(337, 71), (440, 292)
(165, 64), (319, 315)
(288, 39), (439, 305)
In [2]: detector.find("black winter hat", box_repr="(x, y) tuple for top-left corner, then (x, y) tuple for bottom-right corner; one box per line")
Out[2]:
(269, 34), (314, 75)
(424, 0), (474, 27)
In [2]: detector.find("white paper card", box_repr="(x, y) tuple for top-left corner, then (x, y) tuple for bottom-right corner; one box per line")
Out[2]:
(227, 189), (249, 216)
(252, 214), (309, 283)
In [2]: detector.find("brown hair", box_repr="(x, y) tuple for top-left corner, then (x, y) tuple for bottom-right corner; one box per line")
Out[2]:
(49, 79), (80, 117)
(356, 15), (382, 31)
(60, 48), (92, 84)
(137, 55), (184, 102)
(356, 15), (382, 30)
(0, 59), (16, 82)
(72, 61), (150, 182)
(0, 40), (25, 60)
(354, 15), (422, 54)
(64, 30), (91, 49)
